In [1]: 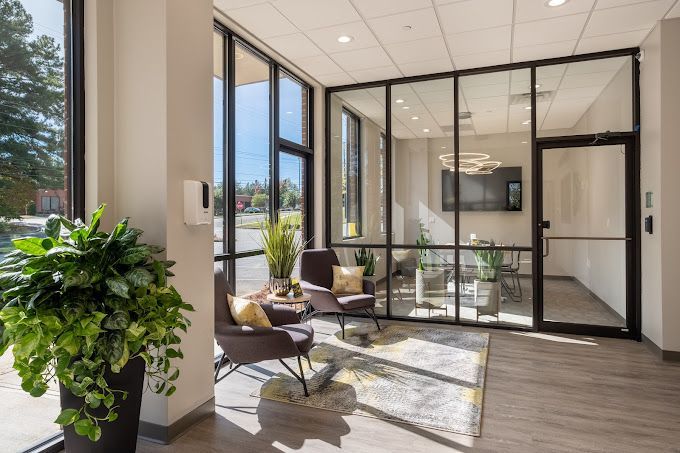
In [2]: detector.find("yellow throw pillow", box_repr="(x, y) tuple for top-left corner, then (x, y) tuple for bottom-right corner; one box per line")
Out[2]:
(330, 265), (365, 295)
(227, 295), (272, 328)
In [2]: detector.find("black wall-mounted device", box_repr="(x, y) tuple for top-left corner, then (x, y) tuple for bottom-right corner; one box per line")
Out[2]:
(645, 215), (653, 234)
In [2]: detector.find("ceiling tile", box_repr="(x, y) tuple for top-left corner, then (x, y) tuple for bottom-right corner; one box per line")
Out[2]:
(330, 47), (394, 71)
(595, 0), (654, 9)
(583, 0), (674, 37)
(214, 0), (267, 9)
(305, 21), (379, 54)
(350, 65), (403, 83)
(515, 0), (595, 23)
(447, 26), (511, 56)
(514, 14), (589, 47)
(513, 40), (576, 62)
(352, 0), (432, 19)
(437, 0), (513, 34)
(667, 1), (680, 17)
(367, 8), (442, 44)
(273, 0), (361, 31)
(384, 37), (450, 64)
(295, 54), (343, 76)
(576, 29), (650, 53)
(316, 72), (356, 87)
(225, 3), (298, 38)
(263, 33), (323, 59)
(453, 50), (511, 70)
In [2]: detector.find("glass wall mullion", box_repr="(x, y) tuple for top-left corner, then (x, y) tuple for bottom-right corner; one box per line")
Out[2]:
(453, 74), (460, 323)
(385, 83), (393, 318)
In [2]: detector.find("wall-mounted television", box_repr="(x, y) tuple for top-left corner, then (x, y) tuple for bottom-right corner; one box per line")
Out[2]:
(442, 167), (523, 212)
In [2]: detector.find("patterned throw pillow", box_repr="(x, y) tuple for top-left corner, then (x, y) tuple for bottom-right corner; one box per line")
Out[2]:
(330, 265), (365, 295)
(227, 294), (272, 328)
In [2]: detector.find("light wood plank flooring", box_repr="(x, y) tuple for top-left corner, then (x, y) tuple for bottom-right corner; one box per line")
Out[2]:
(138, 317), (680, 453)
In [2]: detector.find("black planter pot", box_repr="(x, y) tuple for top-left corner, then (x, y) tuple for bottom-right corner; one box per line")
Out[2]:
(59, 357), (145, 453)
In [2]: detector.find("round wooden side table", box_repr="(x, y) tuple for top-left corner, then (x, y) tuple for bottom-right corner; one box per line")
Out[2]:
(266, 293), (313, 323)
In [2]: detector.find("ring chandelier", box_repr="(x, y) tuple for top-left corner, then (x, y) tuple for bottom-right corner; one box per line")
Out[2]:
(439, 153), (502, 175)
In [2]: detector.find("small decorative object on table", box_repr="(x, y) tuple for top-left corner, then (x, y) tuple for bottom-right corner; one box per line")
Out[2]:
(291, 278), (304, 298)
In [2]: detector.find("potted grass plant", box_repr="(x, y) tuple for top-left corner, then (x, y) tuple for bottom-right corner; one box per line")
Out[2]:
(473, 242), (504, 318)
(0, 205), (193, 452)
(354, 247), (378, 277)
(415, 221), (444, 305)
(260, 214), (307, 296)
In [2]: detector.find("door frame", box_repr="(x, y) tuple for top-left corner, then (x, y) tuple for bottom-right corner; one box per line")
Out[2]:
(533, 133), (640, 339)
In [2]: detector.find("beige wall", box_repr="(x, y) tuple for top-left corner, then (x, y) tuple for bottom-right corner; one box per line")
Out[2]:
(85, 0), (215, 429)
(641, 17), (680, 352)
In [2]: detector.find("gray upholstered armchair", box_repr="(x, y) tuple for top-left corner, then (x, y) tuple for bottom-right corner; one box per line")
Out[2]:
(299, 248), (380, 339)
(214, 267), (314, 396)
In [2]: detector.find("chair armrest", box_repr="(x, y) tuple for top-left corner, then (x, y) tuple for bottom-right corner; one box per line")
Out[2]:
(300, 280), (341, 312)
(362, 279), (375, 296)
(260, 303), (300, 326)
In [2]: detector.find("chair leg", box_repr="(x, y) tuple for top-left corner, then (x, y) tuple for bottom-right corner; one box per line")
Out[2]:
(215, 361), (242, 384)
(214, 352), (226, 382)
(335, 313), (345, 339)
(279, 358), (309, 397)
(305, 353), (312, 369)
(365, 308), (381, 330)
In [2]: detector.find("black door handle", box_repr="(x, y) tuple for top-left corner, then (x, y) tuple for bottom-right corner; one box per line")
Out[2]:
(540, 220), (551, 229)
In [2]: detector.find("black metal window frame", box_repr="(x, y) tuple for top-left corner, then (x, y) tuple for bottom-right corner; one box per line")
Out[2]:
(324, 47), (641, 338)
(213, 21), (314, 294)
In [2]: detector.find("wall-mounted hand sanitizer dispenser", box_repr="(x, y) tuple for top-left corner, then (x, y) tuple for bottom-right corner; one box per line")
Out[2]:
(183, 180), (211, 225)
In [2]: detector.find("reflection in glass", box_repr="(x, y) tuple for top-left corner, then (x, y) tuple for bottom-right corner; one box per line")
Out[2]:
(279, 72), (308, 146)
(235, 42), (270, 252)
(391, 78), (455, 246)
(537, 56), (632, 137)
(329, 88), (387, 244)
(335, 247), (388, 315)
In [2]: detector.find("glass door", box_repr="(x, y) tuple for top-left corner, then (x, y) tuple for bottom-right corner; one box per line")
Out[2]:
(536, 136), (637, 338)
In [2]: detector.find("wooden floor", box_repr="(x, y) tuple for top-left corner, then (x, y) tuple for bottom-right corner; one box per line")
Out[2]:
(138, 317), (680, 453)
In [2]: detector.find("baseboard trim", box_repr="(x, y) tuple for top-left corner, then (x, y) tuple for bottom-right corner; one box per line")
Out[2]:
(642, 335), (680, 362)
(138, 397), (215, 445)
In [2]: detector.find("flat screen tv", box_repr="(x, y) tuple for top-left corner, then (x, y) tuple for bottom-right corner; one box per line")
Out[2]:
(442, 167), (522, 212)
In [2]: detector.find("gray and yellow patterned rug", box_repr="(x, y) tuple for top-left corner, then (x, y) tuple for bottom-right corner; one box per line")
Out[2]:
(252, 324), (489, 436)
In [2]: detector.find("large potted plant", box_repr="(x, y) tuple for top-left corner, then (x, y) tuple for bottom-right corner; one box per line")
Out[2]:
(260, 214), (307, 296)
(473, 242), (504, 319)
(0, 205), (193, 452)
(354, 247), (378, 277)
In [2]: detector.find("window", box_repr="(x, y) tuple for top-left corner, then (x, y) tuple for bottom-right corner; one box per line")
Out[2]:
(279, 72), (308, 146)
(0, 0), (82, 449)
(213, 23), (313, 294)
(342, 109), (361, 238)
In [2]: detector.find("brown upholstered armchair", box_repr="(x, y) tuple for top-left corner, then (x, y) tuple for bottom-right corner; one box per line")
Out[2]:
(299, 248), (380, 339)
(214, 267), (314, 396)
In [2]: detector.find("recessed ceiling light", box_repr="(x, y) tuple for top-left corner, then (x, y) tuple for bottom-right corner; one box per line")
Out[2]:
(395, 99), (405, 103)
(546, 0), (568, 6)
(402, 106), (410, 110)
(522, 120), (531, 125)
(235, 52), (244, 60)
(521, 141), (528, 144)
(423, 128), (430, 133)
(525, 106), (532, 110)
(337, 35), (353, 43)
(441, 146), (447, 149)
(535, 84), (541, 89)
(411, 116), (419, 120)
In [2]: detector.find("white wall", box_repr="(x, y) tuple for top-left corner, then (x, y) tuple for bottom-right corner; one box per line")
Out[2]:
(86, 0), (215, 430)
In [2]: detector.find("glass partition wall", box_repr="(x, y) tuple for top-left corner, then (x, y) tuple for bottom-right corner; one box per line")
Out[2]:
(214, 23), (314, 294)
(326, 49), (639, 336)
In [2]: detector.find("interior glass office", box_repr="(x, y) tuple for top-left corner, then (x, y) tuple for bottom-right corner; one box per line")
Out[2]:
(326, 50), (640, 338)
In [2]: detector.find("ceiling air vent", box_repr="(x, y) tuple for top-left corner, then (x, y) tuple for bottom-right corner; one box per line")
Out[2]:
(510, 91), (553, 105)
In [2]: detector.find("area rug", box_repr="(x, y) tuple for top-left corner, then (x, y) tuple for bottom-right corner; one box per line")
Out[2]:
(252, 324), (489, 436)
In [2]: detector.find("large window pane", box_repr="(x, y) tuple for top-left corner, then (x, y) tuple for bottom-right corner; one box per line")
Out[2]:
(0, 0), (73, 449)
(235, 42), (270, 252)
(391, 78), (455, 246)
(329, 88), (387, 245)
(279, 152), (305, 244)
(279, 72), (308, 146)
(537, 56), (632, 137)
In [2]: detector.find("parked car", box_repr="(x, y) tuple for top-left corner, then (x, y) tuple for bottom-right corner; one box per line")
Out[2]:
(244, 207), (261, 213)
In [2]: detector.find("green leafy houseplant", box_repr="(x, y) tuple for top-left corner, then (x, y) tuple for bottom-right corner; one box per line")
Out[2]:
(416, 221), (431, 271)
(354, 247), (378, 276)
(473, 241), (505, 282)
(260, 214), (308, 279)
(0, 205), (193, 442)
